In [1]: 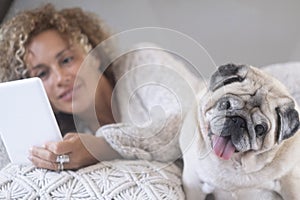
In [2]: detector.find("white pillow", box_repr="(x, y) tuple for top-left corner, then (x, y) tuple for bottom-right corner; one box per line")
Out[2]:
(262, 62), (300, 105)
(0, 160), (184, 199)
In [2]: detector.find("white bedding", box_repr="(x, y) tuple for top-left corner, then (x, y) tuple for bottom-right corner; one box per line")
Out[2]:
(0, 62), (299, 199)
(0, 160), (184, 199)
(262, 62), (300, 106)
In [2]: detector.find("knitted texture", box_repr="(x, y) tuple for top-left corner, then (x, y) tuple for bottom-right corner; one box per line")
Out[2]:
(101, 43), (200, 162)
(0, 160), (184, 199)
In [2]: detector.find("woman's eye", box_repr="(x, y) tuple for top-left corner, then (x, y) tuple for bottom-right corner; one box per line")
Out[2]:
(36, 70), (48, 79)
(61, 56), (74, 65)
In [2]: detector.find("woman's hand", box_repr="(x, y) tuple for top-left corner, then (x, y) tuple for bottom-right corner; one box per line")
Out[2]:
(28, 133), (121, 171)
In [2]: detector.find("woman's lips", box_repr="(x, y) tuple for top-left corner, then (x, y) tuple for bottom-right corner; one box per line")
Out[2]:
(59, 88), (74, 102)
(58, 84), (81, 102)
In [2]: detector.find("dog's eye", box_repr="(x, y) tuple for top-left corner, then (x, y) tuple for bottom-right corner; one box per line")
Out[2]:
(255, 122), (268, 137)
(219, 100), (231, 110)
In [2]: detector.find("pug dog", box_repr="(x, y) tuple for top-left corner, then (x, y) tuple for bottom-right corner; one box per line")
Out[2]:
(180, 64), (300, 200)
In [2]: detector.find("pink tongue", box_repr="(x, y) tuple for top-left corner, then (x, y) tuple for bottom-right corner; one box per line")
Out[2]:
(212, 136), (236, 160)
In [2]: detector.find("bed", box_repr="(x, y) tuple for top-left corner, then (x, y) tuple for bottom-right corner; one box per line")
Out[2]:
(0, 62), (299, 199)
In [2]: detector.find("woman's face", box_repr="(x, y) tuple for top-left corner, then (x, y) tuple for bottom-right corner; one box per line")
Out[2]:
(25, 29), (100, 114)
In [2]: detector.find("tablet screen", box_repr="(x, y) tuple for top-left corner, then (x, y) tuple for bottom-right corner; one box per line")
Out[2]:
(0, 78), (62, 164)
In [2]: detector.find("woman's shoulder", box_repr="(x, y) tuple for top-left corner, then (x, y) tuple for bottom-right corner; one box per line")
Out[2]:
(111, 43), (200, 122)
(111, 43), (172, 79)
(111, 42), (200, 90)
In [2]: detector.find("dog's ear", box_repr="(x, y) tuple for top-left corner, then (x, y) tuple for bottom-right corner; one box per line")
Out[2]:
(209, 63), (249, 91)
(276, 103), (300, 143)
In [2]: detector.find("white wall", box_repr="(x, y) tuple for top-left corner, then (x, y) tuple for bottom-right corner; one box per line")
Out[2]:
(5, 0), (300, 67)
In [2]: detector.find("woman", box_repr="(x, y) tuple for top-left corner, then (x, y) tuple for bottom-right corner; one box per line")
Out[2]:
(0, 4), (198, 171)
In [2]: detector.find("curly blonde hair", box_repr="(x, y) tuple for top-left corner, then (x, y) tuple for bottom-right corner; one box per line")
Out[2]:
(0, 3), (113, 82)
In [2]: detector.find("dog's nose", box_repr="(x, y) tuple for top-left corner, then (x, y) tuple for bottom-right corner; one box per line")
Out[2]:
(221, 116), (247, 136)
(231, 116), (247, 128)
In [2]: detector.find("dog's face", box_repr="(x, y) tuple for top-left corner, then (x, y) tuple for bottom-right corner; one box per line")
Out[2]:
(199, 64), (299, 160)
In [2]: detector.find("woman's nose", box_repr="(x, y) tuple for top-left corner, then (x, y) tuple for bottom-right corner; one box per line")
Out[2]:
(53, 67), (71, 85)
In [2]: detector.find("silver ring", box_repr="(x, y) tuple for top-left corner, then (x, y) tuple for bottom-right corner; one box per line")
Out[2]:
(56, 154), (70, 164)
(57, 162), (64, 171)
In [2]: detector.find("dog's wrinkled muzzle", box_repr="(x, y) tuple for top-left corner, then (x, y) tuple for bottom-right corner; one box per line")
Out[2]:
(211, 116), (247, 160)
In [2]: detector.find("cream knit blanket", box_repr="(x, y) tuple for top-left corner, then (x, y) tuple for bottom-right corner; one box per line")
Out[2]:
(0, 160), (184, 199)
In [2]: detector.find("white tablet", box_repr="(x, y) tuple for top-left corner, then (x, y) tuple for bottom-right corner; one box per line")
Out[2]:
(0, 77), (62, 164)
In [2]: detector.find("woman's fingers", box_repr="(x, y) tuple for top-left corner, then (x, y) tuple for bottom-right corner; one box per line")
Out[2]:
(29, 153), (71, 171)
(29, 146), (57, 162)
(29, 145), (73, 170)
(44, 133), (77, 154)
(29, 133), (103, 170)
(29, 142), (73, 170)
(29, 155), (56, 171)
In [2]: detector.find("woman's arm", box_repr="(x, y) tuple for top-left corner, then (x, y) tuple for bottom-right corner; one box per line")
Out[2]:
(99, 43), (200, 162)
(29, 133), (121, 170)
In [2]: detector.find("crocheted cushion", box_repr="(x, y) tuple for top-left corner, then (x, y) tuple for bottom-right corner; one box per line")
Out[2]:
(0, 160), (184, 199)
